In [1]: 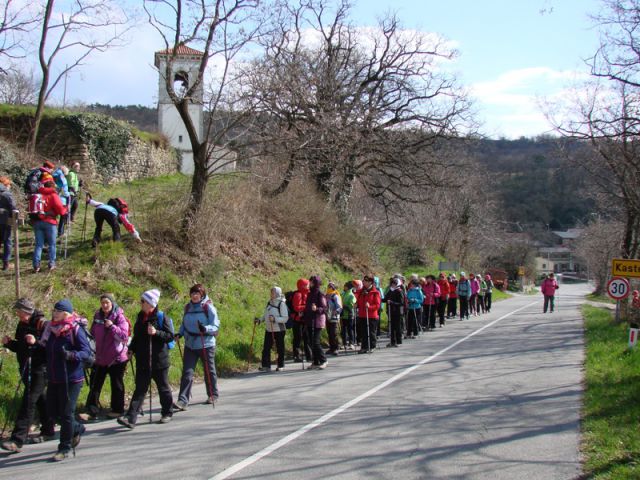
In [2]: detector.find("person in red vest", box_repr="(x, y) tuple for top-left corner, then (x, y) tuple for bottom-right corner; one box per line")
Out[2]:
(436, 273), (450, 327)
(356, 275), (381, 353)
(291, 278), (310, 362)
(31, 174), (67, 272)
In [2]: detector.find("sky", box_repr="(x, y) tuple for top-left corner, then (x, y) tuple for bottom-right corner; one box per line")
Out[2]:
(47, 0), (603, 139)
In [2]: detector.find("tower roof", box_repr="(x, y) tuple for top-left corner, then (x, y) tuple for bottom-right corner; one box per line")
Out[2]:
(154, 45), (204, 67)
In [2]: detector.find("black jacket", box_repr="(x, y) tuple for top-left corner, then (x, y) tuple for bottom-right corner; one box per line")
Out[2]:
(385, 288), (406, 318)
(129, 309), (174, 371)
(5, 310), (48, 374)
(0, 184), (16, 225)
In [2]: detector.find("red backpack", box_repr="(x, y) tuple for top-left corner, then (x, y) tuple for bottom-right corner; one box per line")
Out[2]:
(107, 198), (129, 214)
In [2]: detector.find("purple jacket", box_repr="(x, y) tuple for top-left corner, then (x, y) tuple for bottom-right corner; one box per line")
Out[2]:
(470, 278), (480, 295)
(91, 306), (130, 366)
(304, 287), (327, 329)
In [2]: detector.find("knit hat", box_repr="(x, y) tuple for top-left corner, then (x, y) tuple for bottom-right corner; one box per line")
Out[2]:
(141, 289), (160, 308)
(460, 271), (466, 277)
(43, 160), (55, 170)
(14, 298), (35, 315)
(40, 173), (54, 185)
(54, 298), (73, 314)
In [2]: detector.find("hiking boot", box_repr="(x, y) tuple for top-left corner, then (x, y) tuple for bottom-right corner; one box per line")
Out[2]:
(1, 441), (21, 454)
(33, 265), (41, 273)
(71, 425), (85, 448)
(306, 364), (318, 370)
(293, 357), (303, 363)
(48, 264), (56, 271)
(257, 366), (271, 372)
(117, 416), (135, 429)
(159, 415), (172, 424)
(318, 361), (328, 370)
(29, 433), (55, 444)
(205, 396), (217, 405)
(77, 412), (96, 423)
(357, 349), (370, 354)
(386, 343), (395, 348)
(2, 261), (8, 271)
(172, 400), (188, 412)
(107, 411), (123, 419)
(51, 450), (70, 462)
(276, 366), (285, 372)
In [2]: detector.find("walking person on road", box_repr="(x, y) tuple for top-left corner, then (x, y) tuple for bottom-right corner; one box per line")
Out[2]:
(437, 273), (450, 327)
(254, 286), (288, 372)
(340, 281), (356, 350)
(385, 277), (406, 347)
(541, 273), (560, 313)
(291, 278), (311, 363)
(447, 274), (458, 318)
(305, 275), (328, 369)
(484, 274), (494, 312)
(469, 273), (479, 316)
(457, 272), (472, 320)
(356, 275), (382, 352)
(325, 282), (342, 356)
(406, 279), (424, 338)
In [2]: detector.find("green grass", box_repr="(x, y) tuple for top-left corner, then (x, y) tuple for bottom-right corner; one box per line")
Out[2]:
(587, 293), (617, 305)
(581, 305), (640, 478)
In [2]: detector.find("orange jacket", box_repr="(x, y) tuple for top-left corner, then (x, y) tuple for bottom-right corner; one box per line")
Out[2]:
(356, 287), (382, 320)
(292, 278), (309, 323)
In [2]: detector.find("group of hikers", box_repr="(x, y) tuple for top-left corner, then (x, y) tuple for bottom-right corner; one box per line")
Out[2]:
(0, 160), (141, 273)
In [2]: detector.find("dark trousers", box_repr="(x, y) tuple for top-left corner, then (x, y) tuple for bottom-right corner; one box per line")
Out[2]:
(311, 327), (326, 365)
(178, 346), (218, 404)
(0, 223), (11, 264)
(437, 300), (447, 325)
(543, 295), (555, 313)
(459, 297), (470, 319)
(423, 304), (437, 329)
(485, 292), (492, 311)
(389, 313), (403, 345)
(292, 322), (311, 361)
(357, 317), (378, 350)
(69, 195), (78, 222)
(477, 294), (485, 313)
(407, 308), (421, 336)
(261, 330), (285, 368)
(86, 361), (127, 414)
(340, 315), (355, 346)
(58, 211), (69, 236)
(11, 367), (54, 447)
(469, 294), (477, 314)
(447, 297), (457, 317)
(47, 381), (83, 453)
(93, 208), (120, 244)
(127, 367), (173, 423)
(327, 321), (339, 352)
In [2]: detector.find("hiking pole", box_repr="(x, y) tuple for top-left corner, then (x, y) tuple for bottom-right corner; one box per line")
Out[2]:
(365, 307), (371, 353)
(64, 201), (70, 259)
(246, 320), (257, 372)
(301, 325), (306, 370)
(148, 335), (152, 424)
(198, 329), (215, 410)
(81, 195), (88, 242)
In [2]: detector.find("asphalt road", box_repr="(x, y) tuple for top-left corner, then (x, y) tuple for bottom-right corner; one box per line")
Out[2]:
(0, 284), (588, 479)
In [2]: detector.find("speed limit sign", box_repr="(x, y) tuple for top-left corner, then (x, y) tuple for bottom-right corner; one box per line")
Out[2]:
(607, 277), (631, 300)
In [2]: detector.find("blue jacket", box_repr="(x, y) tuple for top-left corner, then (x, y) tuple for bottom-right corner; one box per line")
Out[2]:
(456, 279), (472, 298)
(180, 296), (220, 350)
(407, 287), (425, 309)
(42, 320), (92, 384)
(53, 168), (69, 205)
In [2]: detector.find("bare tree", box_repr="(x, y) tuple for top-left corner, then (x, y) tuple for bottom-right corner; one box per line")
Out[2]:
(0, 67), (37, 104)
(244, 0), (474, 220)
(144, 0), (261, 236)
(0, 0), (40, 72)
(28, 0), (133, 153)
(575, 217), (624, 294)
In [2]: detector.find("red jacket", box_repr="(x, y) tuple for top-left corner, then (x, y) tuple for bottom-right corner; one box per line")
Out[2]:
(356, 287), (382, 320)
(449, 280), (459, 298)
(292, 279), (309, 323)
(422, 282), (441, 306)
(437, 279), (450, 299)
(35, 187), (67, 225)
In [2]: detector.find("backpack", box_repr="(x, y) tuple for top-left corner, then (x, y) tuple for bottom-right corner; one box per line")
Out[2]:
(24, 168), (42, 195)
(156, 311), (175, 349)
(107, 197), (129, 214)
(284, 291), (296, 329)
(27, 193), (47, 221)
(72, 321), (96, 369)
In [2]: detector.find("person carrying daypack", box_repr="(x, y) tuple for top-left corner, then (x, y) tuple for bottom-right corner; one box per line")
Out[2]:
(173, 284), (220, 411)
(0, 176), (17, 271)
(304, 275), (328, 369)
(406, 279), (424, 339)
(23, 160), (54, 196)
(291, 278), (310, 363)
(254, 286), (288, 372)
(30, 173), (67, 272)
(355, 274), (381, 353)
(456, 272), (472, 320)
(86, 194), (141, 247)
(421, 275), (440, 331)
(484, 274), (494, 312)
(437, 273), (450, 327)
(53, 166), (70, 237)
(385, 278), (406, 347)
(81, 294), (131, 421)
(67, 162), (81, 222)
(1, 299), (54, 454)
(340, 281), (356, 350)
(38, 299), (92, 462)
(117, 289), (174, 429)
(325, 282), (342, 356)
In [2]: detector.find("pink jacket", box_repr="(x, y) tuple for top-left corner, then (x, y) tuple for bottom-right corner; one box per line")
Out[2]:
(422, 282), (441, 306)
(470, 278), (480, 295)
(91, 306), (130, 366)
(541, 278), (559, 296)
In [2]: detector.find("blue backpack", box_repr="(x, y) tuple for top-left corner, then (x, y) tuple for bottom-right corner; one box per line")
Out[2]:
(156, 311), (175, 349)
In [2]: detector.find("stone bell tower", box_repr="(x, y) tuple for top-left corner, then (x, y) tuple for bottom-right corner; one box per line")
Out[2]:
(154, 46), (204, 174)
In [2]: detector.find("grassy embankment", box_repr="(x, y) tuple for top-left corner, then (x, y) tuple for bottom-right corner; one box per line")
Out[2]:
(581, 305), (640, 478)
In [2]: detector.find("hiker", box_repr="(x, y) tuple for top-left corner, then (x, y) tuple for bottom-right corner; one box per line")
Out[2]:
(254, 286), (288, 372)
(304, 275), (328, 369)
(81, 294), (131, 421)
(541, 273), (560, 313)
(23, 160), (54, 197)
(477, 273), (487, 314)
(173, 284), (220, 410)
(469, 273), (479, 316)
(437, 273), (450, 327)
(67, 163), (81, 222)
(484, 274), (494, 312)
(117, 289), (174, 428)
(374, 276), (384, 337)
(86, 194), (141, 246)
(447, 274), (458, 318)
(406, 279), (424, 339)
(31, 173), (67, 272)
(53, 166), (70, 236)
(421, 275), (440, 330)
(0, 176), (16, 271)
(355, 275), (381, 353)
(325, 282), (342, 356)
(39, 299), (91, 462)
(385, 277), (406, 347)
(340, 281), (356, 350)
(456, 272), (472, 320)
(291, 278), (311, 363)
(1, 299), (55, 454)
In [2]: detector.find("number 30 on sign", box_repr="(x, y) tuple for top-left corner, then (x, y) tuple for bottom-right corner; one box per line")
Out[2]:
(607, 277), (631, 300)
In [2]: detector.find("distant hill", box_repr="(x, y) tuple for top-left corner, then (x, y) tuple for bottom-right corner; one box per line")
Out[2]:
(83, 103), (158, 132)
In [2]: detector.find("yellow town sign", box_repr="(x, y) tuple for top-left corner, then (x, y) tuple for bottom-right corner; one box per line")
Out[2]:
(611, 258), (640, 278)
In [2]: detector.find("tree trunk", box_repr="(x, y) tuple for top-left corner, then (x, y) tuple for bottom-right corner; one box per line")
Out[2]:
(181, 145), (209, 237)
(332, 166), (356, 222)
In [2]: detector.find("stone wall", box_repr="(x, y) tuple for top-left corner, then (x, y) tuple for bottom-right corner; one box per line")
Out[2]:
(114, 137), (179, 183)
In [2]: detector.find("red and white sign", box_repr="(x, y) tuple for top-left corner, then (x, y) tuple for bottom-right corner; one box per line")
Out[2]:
(607, 276), (631, 300)
(630, 328), (639, 348)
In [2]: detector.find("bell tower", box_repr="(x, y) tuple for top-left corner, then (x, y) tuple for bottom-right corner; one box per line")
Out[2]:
(154, 46), (204, 174)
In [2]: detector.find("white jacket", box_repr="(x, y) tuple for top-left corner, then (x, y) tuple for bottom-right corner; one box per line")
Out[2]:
(259, 299), (289, 332)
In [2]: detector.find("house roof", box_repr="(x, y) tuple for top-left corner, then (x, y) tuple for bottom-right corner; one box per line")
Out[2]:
(551, 228), (583, 240)
(155, 45), (204, 56)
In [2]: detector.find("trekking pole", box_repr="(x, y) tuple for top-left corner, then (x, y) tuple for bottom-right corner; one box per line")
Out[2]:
(176, 336), (184, 362)
(64, 201), (70, 259)
(0, 358), (29, 438)
(301, 325), (306, 370)
(81, 196), (88, 242)
(365, 307), (371, 353)
(246, 320), (257, 372)
(198, 329), (215, 410)
(148, 336), (152, 424)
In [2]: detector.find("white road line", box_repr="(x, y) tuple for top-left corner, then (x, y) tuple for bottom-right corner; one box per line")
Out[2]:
(209, 300), (539, 480)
